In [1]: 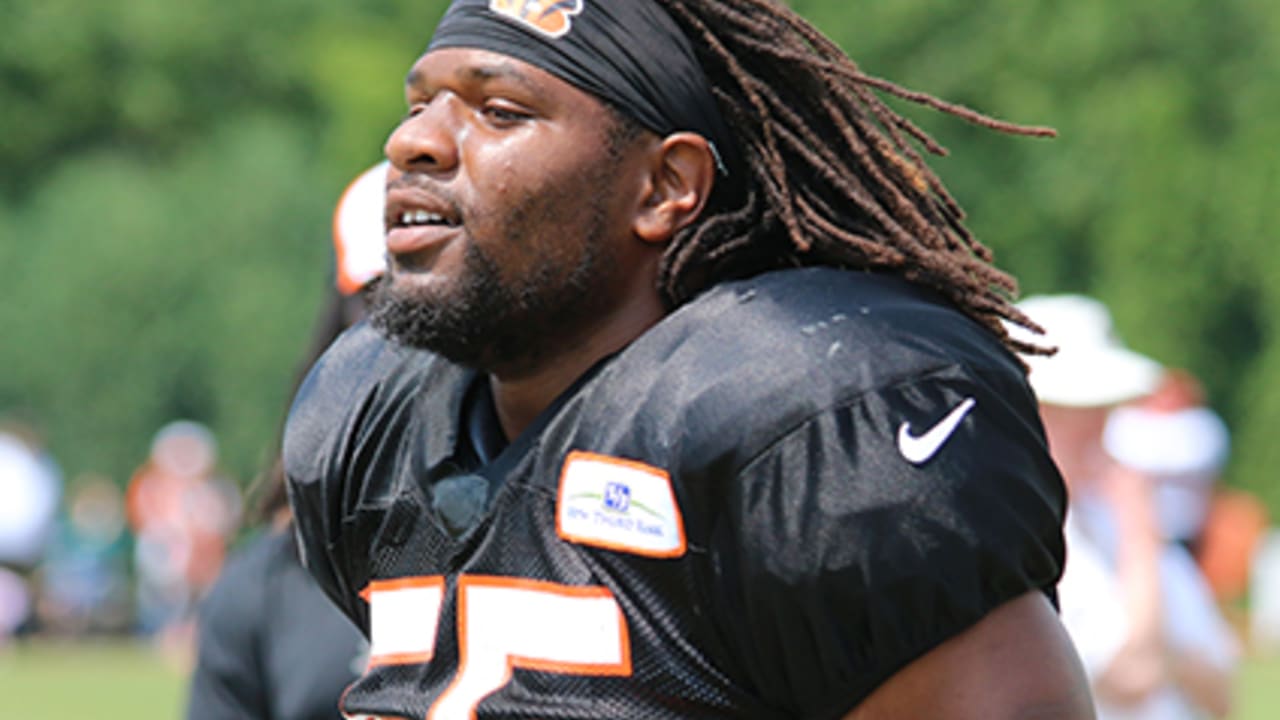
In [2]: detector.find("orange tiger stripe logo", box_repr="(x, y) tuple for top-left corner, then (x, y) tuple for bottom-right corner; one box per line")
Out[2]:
(489, 0), (584, 39)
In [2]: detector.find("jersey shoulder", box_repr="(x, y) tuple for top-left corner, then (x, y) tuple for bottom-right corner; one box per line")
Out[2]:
(610, 270), (1063, 716)
(673, 266), (1022, 388)
(282, 322), (472, 616)
(283, 321), (463, 499)
(577, 267), (1030, 470)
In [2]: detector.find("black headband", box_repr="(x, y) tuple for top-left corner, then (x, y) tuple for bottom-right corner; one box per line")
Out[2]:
(428, 0), (734, 175)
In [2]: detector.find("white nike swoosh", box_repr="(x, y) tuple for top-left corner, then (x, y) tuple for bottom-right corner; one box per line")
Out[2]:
(896, 397), (977, 465)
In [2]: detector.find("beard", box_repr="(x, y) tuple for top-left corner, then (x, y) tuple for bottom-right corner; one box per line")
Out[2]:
(368, 213), (609, 374)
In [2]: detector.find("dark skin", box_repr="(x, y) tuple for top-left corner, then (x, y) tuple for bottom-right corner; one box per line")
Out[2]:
(384, 47), (1094, 719)
(846, 593), (1095, 719)
(383, 48), (713, 441)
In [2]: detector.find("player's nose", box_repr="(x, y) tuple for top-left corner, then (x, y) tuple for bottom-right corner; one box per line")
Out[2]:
(385, 96), (460, 176)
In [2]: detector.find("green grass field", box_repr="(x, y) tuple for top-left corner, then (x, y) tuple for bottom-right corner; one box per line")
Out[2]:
(0, 640), (187, 720)
(2, 639), (1279, 719)
(1235, 655), (1280, 719)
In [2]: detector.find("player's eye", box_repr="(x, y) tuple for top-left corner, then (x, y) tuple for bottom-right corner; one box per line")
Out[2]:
(404, 94), (437, 120)
(480, 101), (533, 127)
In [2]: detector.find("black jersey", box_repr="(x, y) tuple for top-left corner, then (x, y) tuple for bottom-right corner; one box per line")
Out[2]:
(284, 267), (1065, 720)
(187, 528), (368, 720)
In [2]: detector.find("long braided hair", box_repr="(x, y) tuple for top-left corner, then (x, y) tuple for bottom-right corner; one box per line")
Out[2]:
(651, 0), (1052, 354)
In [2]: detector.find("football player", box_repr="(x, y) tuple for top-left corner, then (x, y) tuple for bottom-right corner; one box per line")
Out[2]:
(285, 1), (1094, 717)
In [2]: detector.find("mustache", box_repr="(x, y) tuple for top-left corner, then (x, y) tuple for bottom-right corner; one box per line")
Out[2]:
(384, 170), (466, 229)
(387, 171), (456, 202)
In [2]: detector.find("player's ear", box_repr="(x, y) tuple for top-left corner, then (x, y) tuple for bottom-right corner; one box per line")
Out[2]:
(633, 132), (716, 245)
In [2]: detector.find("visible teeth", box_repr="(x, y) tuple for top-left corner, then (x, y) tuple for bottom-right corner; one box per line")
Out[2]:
(400, 209), (447, 226)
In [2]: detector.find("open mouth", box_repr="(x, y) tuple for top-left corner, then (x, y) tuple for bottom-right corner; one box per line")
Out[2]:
(393, 209), (459, 229)
(384, 191), (464, 259)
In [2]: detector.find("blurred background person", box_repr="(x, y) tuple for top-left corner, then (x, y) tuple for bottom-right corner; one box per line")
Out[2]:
(0, 417), (63, 645)
(1103, 369), (1230, 557)
(1201, 488), (1270, 619)
(1015, 294), (1238, 720)
(1102, 367), (1271, 639)
(185, 160), (387, 720)
(34, 473), (134, 637)
(126, 419), (241, 667)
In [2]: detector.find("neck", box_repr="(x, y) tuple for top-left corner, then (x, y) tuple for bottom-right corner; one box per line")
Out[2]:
(487, 285), (665, 441)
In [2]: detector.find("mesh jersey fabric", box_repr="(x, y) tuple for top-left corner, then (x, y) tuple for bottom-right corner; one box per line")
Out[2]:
(284, 266), (1066, 719)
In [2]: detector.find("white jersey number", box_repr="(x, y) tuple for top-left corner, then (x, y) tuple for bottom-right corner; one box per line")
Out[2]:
(358, 575), (631, 720)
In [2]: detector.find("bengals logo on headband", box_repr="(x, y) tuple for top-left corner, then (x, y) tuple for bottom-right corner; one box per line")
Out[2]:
(489, 0), (584, 39)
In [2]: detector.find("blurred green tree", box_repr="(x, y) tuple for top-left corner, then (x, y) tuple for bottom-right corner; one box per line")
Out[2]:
(0, 0), (451, 487)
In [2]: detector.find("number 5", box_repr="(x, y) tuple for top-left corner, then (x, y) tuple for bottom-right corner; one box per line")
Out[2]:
(360, 575), (632, 720)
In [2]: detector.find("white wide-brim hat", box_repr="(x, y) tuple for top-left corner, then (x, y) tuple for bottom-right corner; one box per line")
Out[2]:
(1010, 294), (1162, 408)
(333, 160), (390, 296)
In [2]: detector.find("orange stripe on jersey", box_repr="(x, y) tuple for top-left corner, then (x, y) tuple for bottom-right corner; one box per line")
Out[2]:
(428, 575), (631, 719)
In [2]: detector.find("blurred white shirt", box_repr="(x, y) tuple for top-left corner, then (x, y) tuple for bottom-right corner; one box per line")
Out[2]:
(0, 432), (61, 567)
(1104, 406), (1229, 543)
(1059, 506), (1239, 720)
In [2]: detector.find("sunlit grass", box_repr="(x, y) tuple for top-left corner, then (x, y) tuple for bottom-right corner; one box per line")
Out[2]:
(1233, 652), (1280, 720)
(0, 639), (187, 720)
(1, 638), (1278, 719)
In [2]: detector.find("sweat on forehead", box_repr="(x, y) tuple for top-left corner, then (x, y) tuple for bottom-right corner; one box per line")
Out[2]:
(427, 0), (733, 174)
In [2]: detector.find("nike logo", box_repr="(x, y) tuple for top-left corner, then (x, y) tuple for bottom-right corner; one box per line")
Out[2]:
(896, 397), (977, 465)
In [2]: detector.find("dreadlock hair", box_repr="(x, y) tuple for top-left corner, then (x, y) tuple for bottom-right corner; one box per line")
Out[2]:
(650, 0), (1053, 355)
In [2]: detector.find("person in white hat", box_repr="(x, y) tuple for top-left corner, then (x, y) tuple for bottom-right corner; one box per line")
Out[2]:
(1102, 369), (1230, 554)
(1016, 294), (1236, 720)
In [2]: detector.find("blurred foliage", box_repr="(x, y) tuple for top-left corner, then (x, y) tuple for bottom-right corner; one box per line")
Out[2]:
(0, 0), (452, 486)
(1, 1), (1277, 514)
